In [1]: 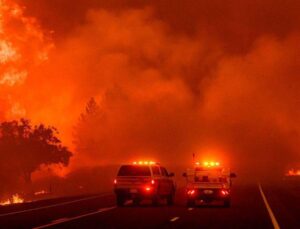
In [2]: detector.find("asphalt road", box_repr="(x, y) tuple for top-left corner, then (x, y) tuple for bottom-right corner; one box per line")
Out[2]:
(1, 179), (299, 229)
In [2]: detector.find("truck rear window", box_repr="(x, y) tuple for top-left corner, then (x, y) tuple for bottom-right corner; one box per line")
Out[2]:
(117, 165), (151, 176)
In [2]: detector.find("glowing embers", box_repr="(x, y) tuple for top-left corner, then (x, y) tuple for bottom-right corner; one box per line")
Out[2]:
(34, 190), (48, 196)
(132, 161), (156, 165)
(286, 169), (300, 176)
(195, 161), (220, 167)
(0, 194), (24, 206)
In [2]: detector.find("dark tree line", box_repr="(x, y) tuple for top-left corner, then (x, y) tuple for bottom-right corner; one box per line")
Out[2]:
(0, 119), (72, 188)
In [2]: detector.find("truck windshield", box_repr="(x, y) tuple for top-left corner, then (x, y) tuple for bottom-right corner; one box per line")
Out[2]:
(117, 165), (151, 176)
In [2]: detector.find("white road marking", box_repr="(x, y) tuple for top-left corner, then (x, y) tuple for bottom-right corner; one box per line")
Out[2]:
(258, 183), (280, 229)
(33, 206), (116, 229)
(51, 218), (69, 224)
(0, 193), (112, 217)
(170, 217), (180, 222)
(188, 208), (194, 211)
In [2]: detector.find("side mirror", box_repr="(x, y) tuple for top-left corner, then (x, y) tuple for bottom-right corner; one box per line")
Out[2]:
(230, 172), (237, 178)
(182, 172), (187, 177)
(168, 172), (175, 177)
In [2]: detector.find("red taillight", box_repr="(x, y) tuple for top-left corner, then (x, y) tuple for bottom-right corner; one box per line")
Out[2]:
(151, 179), (155, 185)
(144, 186), (152, 192)
(220, 189), (229, 196)
(187, 189), (195, 195)
(114, 179), (117, 184)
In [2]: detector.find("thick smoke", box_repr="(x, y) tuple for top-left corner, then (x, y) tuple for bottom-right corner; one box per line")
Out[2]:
(3, 0), (300, 173)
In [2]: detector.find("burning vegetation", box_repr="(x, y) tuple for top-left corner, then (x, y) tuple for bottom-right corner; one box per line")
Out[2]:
(0, 194), (24, 206)
(286, 169), (300, 177)
(0, 0), (53, 120)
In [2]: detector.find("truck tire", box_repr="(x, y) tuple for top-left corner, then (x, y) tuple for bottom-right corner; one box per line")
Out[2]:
(167, 194), (174, 206)
(187, 199), (195, 207)
(133, 198), (140, 206)
(223, 199), (231, 208)
(152, 195), (159, 206)
(116, 195), (125, 207)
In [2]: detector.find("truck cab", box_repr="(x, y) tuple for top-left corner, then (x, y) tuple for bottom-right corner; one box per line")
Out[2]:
(183, 161), (236, 207)
(114, 161), (175, 206)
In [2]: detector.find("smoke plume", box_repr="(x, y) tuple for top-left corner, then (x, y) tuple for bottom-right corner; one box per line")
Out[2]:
(2, 0), (300, 173)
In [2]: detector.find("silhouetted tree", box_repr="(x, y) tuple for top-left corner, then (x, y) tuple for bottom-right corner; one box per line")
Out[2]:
(0, 119), (72, 184)
(73, 97), (103, 161)
(80, 97), (100, 121)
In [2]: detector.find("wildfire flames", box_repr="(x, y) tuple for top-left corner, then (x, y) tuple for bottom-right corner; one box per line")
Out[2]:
(0, 0), (53, 118)
(0, 194), (24, 206)
(286, 169), (300, 176)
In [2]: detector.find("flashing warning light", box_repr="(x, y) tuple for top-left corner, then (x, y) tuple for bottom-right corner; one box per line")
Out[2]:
(196, 161), (220, 167)
(114, 179), (117, 184)
(133, 161), (156, 165)
(151, 179), (155, 185)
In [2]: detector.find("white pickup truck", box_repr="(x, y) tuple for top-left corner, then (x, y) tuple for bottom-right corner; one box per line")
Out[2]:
(183, 162), (236, 207)
(114, 161), (176, 206)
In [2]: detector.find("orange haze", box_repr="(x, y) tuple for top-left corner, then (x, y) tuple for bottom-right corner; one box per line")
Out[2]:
(1, 0), (300, 174)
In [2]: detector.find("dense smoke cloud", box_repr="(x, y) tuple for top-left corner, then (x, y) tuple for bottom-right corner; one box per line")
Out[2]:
(19, 0), (300, 52)
(202, 34), (300, 169)
(2, 0), (300, 172)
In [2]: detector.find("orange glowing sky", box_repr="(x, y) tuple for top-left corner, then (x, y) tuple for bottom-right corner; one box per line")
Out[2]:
(1, 0), (300, 171)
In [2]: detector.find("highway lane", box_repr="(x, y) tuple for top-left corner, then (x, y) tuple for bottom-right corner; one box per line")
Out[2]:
(262, 178), (300, 229)
(1, 180), (300, 229)
(37, 183), (272, 229)
(0, 194), (115, 229)
(0, 194), (111, 215)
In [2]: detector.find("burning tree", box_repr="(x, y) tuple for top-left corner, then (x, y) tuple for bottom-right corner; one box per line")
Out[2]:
(0, 119), (72, 186)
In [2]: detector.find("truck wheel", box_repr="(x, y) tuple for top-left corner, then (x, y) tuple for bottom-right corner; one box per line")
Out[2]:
(187, 199), (195, 207)
(116, 195), (125, 207)
(223, 199), (231, 208)
(133, 198), (140, 206)
(167, 194), (174, 206)
(152, 196), (159, 206)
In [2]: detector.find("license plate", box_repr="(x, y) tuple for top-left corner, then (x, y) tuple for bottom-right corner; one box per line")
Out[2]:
(203, 190), (213, 194)
(130, 189), (138, 193)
